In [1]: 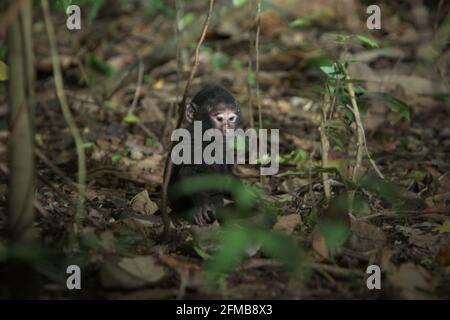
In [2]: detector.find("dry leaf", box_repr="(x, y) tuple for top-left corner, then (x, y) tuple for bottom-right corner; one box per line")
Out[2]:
(100, 256), (166, 289)
(387, 263), (437, 299)
(310, 228), (329, 260)
(433, 219), (450, 234)
(130, 190), (158, 215)
(349, 221), (386, 252)
(273, 214), (302, 235)
(279, 178), (309, 193)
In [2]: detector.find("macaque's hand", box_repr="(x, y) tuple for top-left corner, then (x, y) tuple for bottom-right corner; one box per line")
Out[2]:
(193, 202), (216, 225)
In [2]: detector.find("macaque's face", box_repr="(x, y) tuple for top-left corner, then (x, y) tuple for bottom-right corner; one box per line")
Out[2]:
(186, 101), (240, 135)
(209, 107), (238, 135)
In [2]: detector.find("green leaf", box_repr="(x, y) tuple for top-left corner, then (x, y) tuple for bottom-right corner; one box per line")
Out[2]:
(356, 35), (379, 48)
(105, 101), (120, 110)
(206, 228), (249, 277)
(86, 54), (117, 76)
(123, 113), (140, 123)
(318, 220), (350, 253)
(111, 153), (122, 163)
(0, 61), (8, 81)
(232, 0), (247, 7)
(382, 94), (411, 121)
(211, 51), (230, 70)
(320, 65), (335, 75)
(289, 17), (313, 28)
(407, 170), (427, 182)
(145, 0), (174, 17)
(246, 71), (256, 87)
(58, 0), (73, 11)
(320, 64), (344, 79)
(87, 0), (104, 22)
(178, 13), (195, 30)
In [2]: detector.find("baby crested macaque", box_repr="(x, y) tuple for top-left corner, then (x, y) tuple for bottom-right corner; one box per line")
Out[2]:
(168, 85), (241, 225)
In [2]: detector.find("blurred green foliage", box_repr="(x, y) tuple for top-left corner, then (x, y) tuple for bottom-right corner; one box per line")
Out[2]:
(57, 0), (105, 22)
(144, 0), (174, 17)
(170, 174), (310, 281)
(86, 53), (118, 76)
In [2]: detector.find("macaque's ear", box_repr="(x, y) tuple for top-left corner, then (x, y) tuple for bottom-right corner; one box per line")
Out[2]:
(185, 103), (196, 123)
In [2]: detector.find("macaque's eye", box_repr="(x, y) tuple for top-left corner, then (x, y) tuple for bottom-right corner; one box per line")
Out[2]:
(215, 115), (224, 122)
(228, 114), (236, 122)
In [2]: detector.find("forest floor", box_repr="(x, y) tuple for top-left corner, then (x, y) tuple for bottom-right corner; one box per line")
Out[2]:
(0, 1), (449, 299)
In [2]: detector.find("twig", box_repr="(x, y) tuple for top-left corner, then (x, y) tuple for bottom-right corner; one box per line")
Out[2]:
(255, 0), (262, 130)
(34, 148), (78, 189)
(178, 0), (214, 114)
(128, 55), (144, 115)
(162, 0), (183, 143)
(126, 56), (158, 140)
(319, 89), (331, 201)
(246, 0), (255, 129)
(75, 57), (104, 108)
(345, 71), (364, 219)
(161, 0), (215, 235)
(343, 104), (384, 179)
(42, 0), (86, 227)
(311, 263), (364, 278)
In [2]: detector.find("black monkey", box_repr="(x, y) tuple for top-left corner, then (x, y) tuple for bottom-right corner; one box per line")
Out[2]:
(168, 85), (241, 225)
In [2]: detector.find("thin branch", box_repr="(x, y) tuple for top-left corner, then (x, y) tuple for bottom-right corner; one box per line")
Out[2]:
(128, 55), (144, 115)
(344, 104), (384, 180)
(75, 57), (104, 108)
(320, 89), (331, 201)
(162, 0), (183, 143)
(34, 147), (78, 190)
(246, 0), (255, 129)
(344, 70), (383, 218)
(178, 0), (215, 117)
(42, 0), (86, 227)
(161, 0), (215, 235)
(255, 0), (262, 130)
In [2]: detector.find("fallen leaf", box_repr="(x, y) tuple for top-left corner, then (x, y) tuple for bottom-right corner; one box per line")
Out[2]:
(100, 256), (166, 289)
(349, 221), (386, 252)
(276, 100), (291, 113)
(273, 214), (301, 235)
(153, 79), (164, 90)
(387, 262), (437, 299)
(433, 219), (450, 234)
(310, 228), (329, 260)
(279, 178), (309, 193)
(396, 225), (438, 251)
(130, 190), (158, 215)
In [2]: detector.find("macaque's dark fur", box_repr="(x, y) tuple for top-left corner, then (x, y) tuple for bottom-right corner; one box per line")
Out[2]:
(168, 85), (240, 225)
